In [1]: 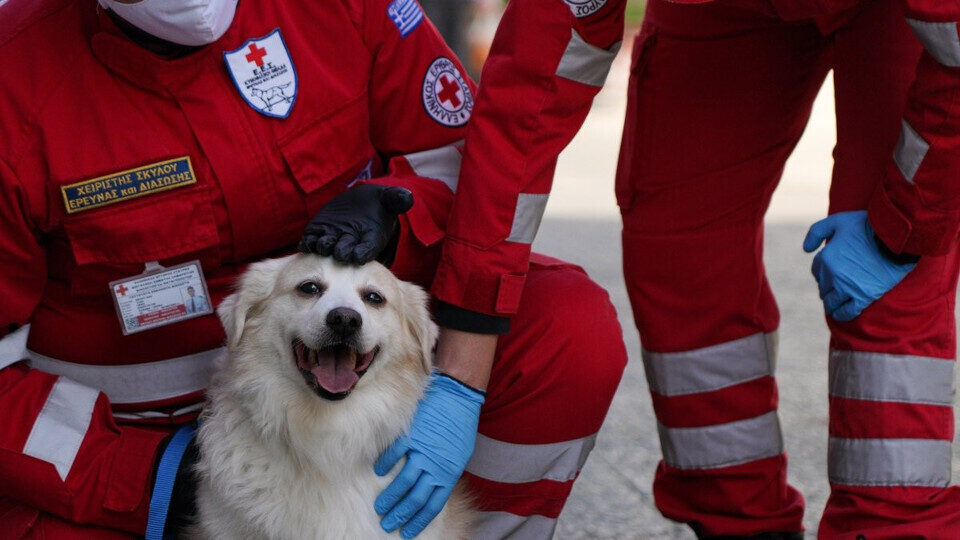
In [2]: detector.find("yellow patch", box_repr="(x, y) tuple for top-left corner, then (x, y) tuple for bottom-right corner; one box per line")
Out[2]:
(61, 157), (197, 215)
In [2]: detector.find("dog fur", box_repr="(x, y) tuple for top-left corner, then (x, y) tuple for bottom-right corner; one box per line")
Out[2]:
(194, 254), (472, 539)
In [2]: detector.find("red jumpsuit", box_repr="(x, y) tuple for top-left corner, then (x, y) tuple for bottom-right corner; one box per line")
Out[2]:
(615, 0), (960, 537)
(0, 0), (626, 537)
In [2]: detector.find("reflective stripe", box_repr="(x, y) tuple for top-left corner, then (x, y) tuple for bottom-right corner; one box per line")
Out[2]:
(829, 350), (954, 406)
(907, 19), (960, 67)
(474, 512), (557, 540)
(506, 193), (549, 244)
(556, 30), (621, 87)
(893, 119), (930, 183)
(113, 403), (205, 420)
(404, 143), (462, 193)
(26, 347), (221, 404)
(829, 437), (951, 487)
(0, 324), (29, 370)
(643, 332), (776, 397)
(658, 411), (783, 470)
(22, 377), (98, 480)
(466, 433), (596, 484)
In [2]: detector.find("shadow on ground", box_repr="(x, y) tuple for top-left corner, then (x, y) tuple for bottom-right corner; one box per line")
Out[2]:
(536, 217), (960, 539)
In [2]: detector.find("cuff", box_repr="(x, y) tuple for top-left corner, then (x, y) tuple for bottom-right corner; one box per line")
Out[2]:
(867, 185), (955, 257)
(430, 238), (529, 317)
(434, 301), (510, 334)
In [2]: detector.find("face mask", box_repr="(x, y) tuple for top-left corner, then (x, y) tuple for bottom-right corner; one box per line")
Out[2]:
(99, 0), (238, 47)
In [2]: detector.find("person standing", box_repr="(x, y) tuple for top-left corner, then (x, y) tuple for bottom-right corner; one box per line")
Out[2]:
(616, 0), (960, 537)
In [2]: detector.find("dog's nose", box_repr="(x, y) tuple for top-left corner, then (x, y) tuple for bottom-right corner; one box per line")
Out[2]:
(326, 307), (362, 335)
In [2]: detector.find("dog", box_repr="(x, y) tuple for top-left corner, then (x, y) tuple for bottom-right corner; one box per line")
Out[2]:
(194, 254), (472, 539)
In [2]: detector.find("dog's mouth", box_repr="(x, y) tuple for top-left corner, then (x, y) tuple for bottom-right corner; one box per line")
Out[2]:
(292, 340), (379, 400)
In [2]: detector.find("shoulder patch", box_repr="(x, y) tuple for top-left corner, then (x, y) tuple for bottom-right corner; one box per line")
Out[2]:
(387, 0), (423, 38)
(563, 0), (609, 18)
(421, 57), (473, 128)
(223, 29), (297, 119)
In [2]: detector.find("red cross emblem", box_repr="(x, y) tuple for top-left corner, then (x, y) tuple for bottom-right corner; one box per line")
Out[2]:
(437, 75), (462, 108)
(115, 284), (129, 296)
(245, 43), (267, 67)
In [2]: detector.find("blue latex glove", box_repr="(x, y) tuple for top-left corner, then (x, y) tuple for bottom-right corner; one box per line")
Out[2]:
(374, 372), (484, 538)
(803, 211), (917, 322)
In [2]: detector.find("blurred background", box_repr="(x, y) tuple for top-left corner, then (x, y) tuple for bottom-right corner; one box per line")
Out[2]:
(420, 1), (940, 538)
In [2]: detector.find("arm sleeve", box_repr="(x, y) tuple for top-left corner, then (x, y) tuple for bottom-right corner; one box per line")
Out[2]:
(348, 0), (478, 289)
(427, 0), (626, 329)
(0, 159), (167, 534)
(869, 0), (960, 256)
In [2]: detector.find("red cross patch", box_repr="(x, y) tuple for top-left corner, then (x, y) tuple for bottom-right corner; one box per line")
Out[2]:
(422, 57), (473, 127)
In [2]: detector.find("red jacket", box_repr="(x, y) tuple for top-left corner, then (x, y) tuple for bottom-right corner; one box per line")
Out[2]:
(0, 0), (472, 533)
(431, 0), (960, 330)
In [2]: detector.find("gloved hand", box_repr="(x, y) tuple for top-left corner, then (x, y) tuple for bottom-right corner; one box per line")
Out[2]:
(299, 184), (414, 265)
(803, 210), (918, 322)
(374, 372), (485, 538)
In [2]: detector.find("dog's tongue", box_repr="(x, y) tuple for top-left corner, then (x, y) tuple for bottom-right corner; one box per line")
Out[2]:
(311, 347), (358, 394)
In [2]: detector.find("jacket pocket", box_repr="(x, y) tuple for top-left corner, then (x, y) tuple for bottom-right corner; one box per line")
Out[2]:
(615, 22), (658, 213)
(62, 185), (220, 296)
(277, 93), (373, 195)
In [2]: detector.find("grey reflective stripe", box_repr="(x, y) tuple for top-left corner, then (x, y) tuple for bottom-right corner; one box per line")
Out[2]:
(404, 143), (463, 193)
(907, 19), (960, 67)
(643, 332), (776, 397)
(556, 30), (621, 87)
(893, 120), (930, 183)
(23, 377), (98, 480)
(112, 402), (204, 420)
(506, 194), (549, 244)
(474, 512), (557, 540)
(0, 324), (29, 370)
(829, 350), (954, 406)
(829, 437), (951, 487)
(659, 411), (783, 470)
(26, 347), (221, 404)
(466, 433), (596, 484)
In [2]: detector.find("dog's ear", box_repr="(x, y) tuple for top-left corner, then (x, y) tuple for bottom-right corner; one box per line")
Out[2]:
(218, 256), (289, 348)
(398, 280), (438, 374)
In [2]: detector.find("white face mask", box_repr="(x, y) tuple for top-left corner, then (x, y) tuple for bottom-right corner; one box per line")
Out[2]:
(99, 0), (238, 47)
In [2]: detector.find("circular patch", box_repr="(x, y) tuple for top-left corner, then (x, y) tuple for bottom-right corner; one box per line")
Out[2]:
(422, 57), (473, 127)
(564, 0), (609, 18)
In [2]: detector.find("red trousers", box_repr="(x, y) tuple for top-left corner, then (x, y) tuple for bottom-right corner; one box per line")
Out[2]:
(617, 0), (960, 537)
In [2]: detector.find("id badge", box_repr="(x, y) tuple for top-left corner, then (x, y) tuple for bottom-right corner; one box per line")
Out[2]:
(109, 260), (213, 335)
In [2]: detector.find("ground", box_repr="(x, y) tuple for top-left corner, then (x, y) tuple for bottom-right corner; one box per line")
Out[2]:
(538, 32), (960, 538)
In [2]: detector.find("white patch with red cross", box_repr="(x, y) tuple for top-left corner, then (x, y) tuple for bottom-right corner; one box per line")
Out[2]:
(422, 57), (473, 127)
(224, 28), (297, 119)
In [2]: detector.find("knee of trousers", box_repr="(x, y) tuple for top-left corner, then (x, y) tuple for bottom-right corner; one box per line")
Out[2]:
(484, 263), (628, 443)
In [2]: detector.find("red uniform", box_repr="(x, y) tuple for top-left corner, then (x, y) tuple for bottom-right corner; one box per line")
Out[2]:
(616, 0), (960, 537)
(0, 0), (626, 537)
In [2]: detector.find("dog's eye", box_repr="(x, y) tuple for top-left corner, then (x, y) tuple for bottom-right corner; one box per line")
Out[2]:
(363, 291), (385, 306)
(297, 281), (322, 296)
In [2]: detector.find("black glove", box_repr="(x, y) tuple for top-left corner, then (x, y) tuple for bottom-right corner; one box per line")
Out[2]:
(299, 185), (414, 266)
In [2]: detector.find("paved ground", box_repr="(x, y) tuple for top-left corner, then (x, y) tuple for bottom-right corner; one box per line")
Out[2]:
(536, 33), (959, 538)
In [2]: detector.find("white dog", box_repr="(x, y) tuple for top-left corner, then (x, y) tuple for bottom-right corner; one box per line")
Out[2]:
(194, 254), (472, 539)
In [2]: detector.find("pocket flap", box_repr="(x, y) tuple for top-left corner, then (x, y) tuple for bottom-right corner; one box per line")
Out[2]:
(64, 186), (218, 266)
(278, 94), (371, 193)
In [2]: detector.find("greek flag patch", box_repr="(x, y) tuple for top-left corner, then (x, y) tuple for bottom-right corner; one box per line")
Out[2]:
(388, 0), (423, 38)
